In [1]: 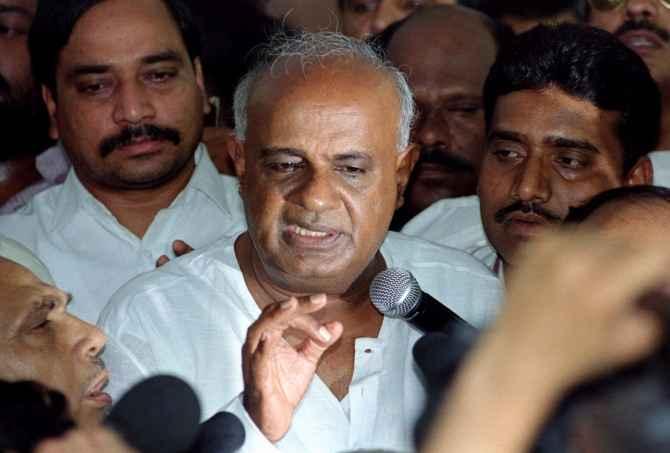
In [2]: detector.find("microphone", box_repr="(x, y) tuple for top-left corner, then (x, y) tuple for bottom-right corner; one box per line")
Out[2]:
(106, 375), (201, 453)
(189, 411), (246, 453)
(369, 268), (473, 333)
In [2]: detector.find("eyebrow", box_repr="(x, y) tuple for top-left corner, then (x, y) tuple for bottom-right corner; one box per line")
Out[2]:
(488, 130), (525, 143)
(259, 147), (305, 159)
(333, 151), (372, 162)
(66, 50), (184, 79)
(0, 5), (33, 18)
(544, 136), (600, 154)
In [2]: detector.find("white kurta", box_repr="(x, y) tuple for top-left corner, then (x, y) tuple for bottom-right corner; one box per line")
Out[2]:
(0, 145), (246, 323)
(401, 195), (497, 272)
(99, 231), (503, 453)
(649, 150), (670, 188)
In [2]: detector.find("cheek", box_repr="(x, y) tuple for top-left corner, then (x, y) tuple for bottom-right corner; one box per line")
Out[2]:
(589, 12), (621, 33)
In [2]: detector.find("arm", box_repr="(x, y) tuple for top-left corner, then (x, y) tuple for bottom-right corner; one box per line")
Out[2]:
(423, 231), (670, 453)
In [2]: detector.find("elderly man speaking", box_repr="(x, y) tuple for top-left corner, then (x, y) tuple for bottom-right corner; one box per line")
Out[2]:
(99, 32), (502, 453)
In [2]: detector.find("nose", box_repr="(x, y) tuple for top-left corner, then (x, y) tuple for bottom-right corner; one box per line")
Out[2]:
(626, 0), (660, 20)
(72, 316), (107, 361)
(415, 110), (452, 149)
(511, 157), (551, 203)
(112, 81), (156, 125)
(292, 169), (340, 213)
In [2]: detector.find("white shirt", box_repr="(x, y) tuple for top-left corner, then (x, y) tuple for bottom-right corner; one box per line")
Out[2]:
(99, 231), (502, 453)
(0, 143), (70, 214)
(401, 196), (498, 272)
(0, 145), (246, 323)
(650, 150), (670, 188)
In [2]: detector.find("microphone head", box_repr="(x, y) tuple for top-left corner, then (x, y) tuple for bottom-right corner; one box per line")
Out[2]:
(192, 411), (245, 453)
(106, 375), (201, 453)
(369, 268), (421, 318)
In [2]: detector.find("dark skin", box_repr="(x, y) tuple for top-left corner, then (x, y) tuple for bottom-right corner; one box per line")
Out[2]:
(387, 6), (497, 224)
(229, 59), (417, 441)
(478, 88), (652, 269)
(43, 0), (210, 238)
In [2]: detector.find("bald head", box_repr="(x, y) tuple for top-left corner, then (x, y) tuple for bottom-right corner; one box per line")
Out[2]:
(386, 5), (499, 222)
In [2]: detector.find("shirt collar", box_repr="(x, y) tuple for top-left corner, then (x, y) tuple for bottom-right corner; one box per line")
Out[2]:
(50, 143), (241, 231)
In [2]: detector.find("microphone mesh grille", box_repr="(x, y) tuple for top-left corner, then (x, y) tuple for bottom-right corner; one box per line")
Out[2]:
(369, 268), (421, 317)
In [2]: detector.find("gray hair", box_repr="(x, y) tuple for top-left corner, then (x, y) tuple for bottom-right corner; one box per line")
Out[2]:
(233, 31), (415, 152)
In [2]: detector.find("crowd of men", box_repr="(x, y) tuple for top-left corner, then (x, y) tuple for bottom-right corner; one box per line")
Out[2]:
(1, 0), (669, 452)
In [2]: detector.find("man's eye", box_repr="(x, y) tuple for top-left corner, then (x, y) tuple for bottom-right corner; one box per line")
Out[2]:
(146, 70), (176, 83)
(451, 106), (480, 115)
(267, 161), (304, 173)
(77, 81), (109, 95)
(493, 149), (521, 161)
(32, 320), (50, 331)
(0, 23), (28, 38)
(402, 0), (425, 11)
(338, 165), (366, 176)
(556, 156), (586, 170)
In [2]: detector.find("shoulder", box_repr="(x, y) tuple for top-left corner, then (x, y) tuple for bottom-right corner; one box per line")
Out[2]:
(401, 196), (485, 248)
(98, 236), (242, 329)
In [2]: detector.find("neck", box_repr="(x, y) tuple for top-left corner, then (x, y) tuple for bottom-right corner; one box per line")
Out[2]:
(78, 160), (195, 238)
(0, 156), (42, 205)
(236, 234), (385, 317)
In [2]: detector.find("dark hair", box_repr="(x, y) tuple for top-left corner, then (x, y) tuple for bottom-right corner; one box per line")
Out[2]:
(564, 185), (670, 223)
(373, 5), (513, 53)
(0, 380), (75, 453)
(28, 0), (202, 95)
(458, 0), (586, 21)
(483, 24), (662, 174)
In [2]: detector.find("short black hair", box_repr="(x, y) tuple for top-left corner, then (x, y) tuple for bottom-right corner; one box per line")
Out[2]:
(28, 0), (202, 95)
(565, 185), (670, 223)
(0, 380), (75, 453)
(483, 24), (662, 174)
(459, 0), (587, 21)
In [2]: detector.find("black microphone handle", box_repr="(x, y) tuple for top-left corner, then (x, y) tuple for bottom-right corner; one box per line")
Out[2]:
(405, 292), (473, 333)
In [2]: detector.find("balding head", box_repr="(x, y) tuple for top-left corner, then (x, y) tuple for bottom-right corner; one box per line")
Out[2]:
(386, 5), (499, 223)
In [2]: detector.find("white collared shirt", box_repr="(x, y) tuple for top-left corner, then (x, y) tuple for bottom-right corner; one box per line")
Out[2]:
(401, 195), (498, 273)
(99, 231), (502, 453)
(0, 144), (246, 323)
(649, 150), (670, 188)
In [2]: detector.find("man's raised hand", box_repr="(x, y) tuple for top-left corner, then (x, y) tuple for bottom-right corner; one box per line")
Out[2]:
(242, 294), (343, 442)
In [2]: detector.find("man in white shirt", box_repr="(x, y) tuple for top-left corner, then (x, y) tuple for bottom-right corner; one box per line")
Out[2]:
(403, 25), (658, 275)
(588, 0), (670, 183)
(99, 31), (503, 453)
(0, 0), (245, 323)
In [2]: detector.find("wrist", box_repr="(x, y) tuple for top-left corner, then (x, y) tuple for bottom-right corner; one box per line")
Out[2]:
(243, 391), (291, 443)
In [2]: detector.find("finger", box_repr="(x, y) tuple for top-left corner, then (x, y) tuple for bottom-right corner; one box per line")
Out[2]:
(298, 321), (343, 363)
(172, 240), (194, 257)
(155, 255), (170, 267)
(245, 295), (328, 354)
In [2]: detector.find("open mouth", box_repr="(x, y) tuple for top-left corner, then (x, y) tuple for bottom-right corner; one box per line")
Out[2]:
(283, 223), (344, 250)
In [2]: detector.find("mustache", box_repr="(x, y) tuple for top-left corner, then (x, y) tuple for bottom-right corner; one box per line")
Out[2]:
(494, 201), (562, 224)
(99, 124), (181, 157)
(417, 145), (476, 172)
(615, 19), (670, 43)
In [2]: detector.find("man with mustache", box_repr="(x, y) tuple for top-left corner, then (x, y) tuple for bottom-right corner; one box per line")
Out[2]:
(403, 24), (658, 274)
(379, 5), (507, 229)
(0, 0), (245, 323)
(99, 31), (502, 452)
(588, 0), (670, 187)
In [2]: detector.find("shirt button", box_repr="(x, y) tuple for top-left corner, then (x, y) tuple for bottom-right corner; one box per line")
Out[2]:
(364, 348), (373, 354)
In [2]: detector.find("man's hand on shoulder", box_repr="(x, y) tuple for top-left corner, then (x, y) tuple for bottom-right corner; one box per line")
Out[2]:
(242, 294), (343, 442)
